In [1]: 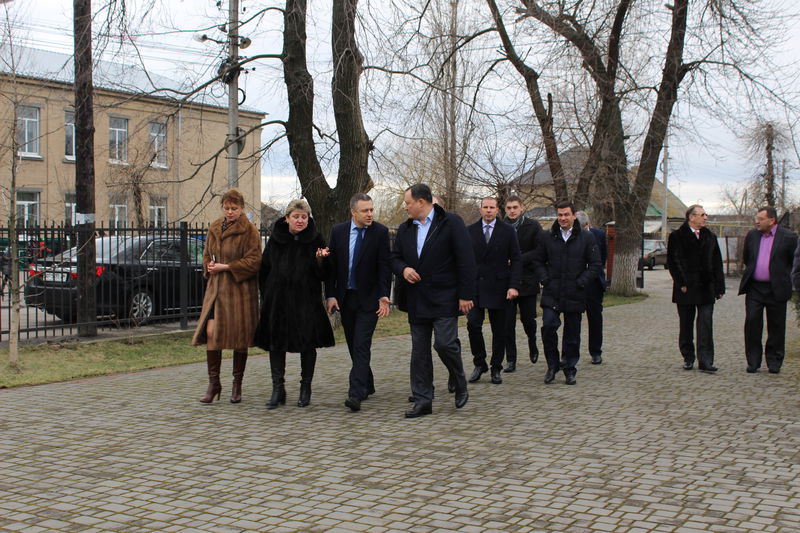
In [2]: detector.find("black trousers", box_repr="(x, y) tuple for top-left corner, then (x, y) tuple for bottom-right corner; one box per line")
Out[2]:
(341, 290), (378, 400)
(269, 349), (317, 384)
(677, 303), (714, 368)
(744, 281), (787, 371)
(409, 317), (467, 405)
(541, 307), (581, 377)
(584, 282), (604, 358)
(505, 294), (538, 363)
(467, 306), (507, 371)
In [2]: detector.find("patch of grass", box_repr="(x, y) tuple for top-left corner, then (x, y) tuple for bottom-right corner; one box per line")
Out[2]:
(605, 292), (648, 307)
(1, 293), (649, 388)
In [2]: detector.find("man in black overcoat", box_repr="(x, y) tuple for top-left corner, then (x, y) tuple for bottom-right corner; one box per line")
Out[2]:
(326, 193), (392, 412)
(576, 211), (607, 365)
(503, 195), (543, 370)
(391, 184), (477, 418)
(667, 204), (725, 373)
(466, 197), (522, 385)
(532, 201), (601, 385)
(738, 206), (798, 373)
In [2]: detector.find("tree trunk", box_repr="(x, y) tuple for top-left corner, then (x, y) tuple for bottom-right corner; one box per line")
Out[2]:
(485, 0), (567, 204)
(331, 0), (373, 236)
(764, 122), (775, 206)
(74, 0), (97, 336)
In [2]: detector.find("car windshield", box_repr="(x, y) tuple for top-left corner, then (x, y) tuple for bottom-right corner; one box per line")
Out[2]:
(50, 237), (146, 264)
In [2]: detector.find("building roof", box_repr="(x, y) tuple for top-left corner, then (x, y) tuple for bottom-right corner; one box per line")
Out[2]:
(515, 146), (687, 218)
(0, 45), (263, 115)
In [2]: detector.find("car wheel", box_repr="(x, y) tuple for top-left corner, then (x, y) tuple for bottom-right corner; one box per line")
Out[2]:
(52, 310), (76, 323)
(127, 289), (155, 324)
(647, 259), (654, 270)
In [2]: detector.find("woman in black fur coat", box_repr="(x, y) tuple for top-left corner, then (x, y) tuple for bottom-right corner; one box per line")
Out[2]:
(254, 199), (334, 408)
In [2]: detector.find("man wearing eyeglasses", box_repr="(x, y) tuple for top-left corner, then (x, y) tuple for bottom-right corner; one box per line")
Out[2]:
(667, 205), (725, 373)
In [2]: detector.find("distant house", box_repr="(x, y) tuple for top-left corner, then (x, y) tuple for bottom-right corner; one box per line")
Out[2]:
(512, 146), (687, 231)
(0, 46), (264, 227)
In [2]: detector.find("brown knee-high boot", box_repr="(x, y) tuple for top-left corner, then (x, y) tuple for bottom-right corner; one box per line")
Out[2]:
(230, 350), (248, 403)
(199, 350), (222, 403)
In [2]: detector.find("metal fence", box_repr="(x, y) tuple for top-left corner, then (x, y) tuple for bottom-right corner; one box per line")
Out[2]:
(0, 223), (267, 342)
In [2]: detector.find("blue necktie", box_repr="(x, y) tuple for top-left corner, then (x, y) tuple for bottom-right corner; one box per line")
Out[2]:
(349, 227), (364, 289)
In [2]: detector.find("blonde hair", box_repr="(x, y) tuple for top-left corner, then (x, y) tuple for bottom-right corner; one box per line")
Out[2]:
(285, 199), (311, 216)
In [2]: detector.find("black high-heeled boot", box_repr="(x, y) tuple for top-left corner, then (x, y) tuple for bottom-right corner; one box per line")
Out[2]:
(266, 351), (286, 410)
(230, 350), (248, 403)
(297, 381), (312, 407)
(297, 350), (316, 407)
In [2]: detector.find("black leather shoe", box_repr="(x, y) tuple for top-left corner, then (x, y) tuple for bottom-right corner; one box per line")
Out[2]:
(530, 351), (538, 364)
(490, 369), (502, 384)
(544, 368), (556, 384)
(344, 397), (361, 412)
(591, 355), (602, 365)
(746, 367), (758, 373)
(468, 366), (487, 383)
(565, 375), (576, 385)
(768, 368), (780, 374)
(698, 365), (718, 373)
(504, 361), (516, 373)
(447, 374), (456, 393)
(683, 361), (693, 370)
(454, 389), (469, 409)
(404, 403), (432, 418)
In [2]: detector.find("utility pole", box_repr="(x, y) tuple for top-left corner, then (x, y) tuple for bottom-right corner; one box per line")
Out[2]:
(74, 0), (97, 336)
(661, 129), (669, 241)
(226, 0), (240, 189)
(780, 159), (787, 212)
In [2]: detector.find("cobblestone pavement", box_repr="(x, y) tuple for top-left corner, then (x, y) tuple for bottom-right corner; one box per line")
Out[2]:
(2, 270), (799, 532)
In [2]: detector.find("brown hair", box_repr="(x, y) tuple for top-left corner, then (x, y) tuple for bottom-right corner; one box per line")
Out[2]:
(221, 189), (245, 207)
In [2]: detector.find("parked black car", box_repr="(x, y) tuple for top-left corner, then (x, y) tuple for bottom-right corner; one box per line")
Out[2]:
(638, 239), (668, 270)
(24, 235), (205, 323)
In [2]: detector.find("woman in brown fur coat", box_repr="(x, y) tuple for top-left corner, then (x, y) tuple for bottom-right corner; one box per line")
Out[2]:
(192, 190), (262, 404)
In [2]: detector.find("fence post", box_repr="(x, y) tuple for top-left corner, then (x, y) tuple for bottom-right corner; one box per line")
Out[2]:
(179, 222), (189, 330)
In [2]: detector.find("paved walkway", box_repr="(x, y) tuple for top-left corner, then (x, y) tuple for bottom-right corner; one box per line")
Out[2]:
(1, 270), (799, 533)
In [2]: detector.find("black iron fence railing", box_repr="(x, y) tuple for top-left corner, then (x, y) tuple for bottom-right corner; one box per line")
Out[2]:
(0, 222), (269, 342)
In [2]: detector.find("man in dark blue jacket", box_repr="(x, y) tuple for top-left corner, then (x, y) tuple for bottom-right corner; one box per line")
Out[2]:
(326, 193), (392, 412)
(576, 211), (607, 365)
(391, 184), (476, 418)
(466, 197), (522, 385)
(503, 196), (543, 370)
(532, 202), (602, 385)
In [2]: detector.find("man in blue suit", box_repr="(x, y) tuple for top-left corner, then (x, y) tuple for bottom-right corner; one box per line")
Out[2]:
(466, 197), (522, 385)
(576, 211), (607, 365)
(391, 184), (476, 418)
(326, 193), (392, 412)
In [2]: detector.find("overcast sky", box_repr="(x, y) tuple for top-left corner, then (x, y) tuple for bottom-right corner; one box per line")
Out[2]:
(6, 0), (800, 213)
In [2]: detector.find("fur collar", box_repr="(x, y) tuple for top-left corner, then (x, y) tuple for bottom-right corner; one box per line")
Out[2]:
(270, 216), (320, 245)
(549, 218), (582, 237)
(209, 214), (252, 240)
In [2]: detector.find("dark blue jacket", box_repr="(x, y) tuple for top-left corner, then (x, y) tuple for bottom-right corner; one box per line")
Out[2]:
(532, 220), (602, 313)
(510, 216), (543, 296)
(589, 226), (608, 288)
(467, 219), (522, 309)
(739, 225), (797, 302)
(391, 203), (476, 322)
(325, 220), (391, 312)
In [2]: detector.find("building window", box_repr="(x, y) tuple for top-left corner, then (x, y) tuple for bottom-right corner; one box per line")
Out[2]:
(149, 122), (167, 168)
(16, 105), (40, 156)
(109, 195), (128, 229)
(65, 111), (76, 160)
(16, 191), (40, 227)
(109, 117), (128, 162)
(148, 196), (167, 227)
(65, 193), (77, 225)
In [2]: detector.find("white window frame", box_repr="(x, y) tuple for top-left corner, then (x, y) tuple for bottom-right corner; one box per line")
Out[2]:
(149, 121), (168, 168)
(65, 111), (76, 161)
(65, 193), (77, 225)
(109, 117), (128, 163)
(148, 202), (167, 227)
(109, 199), (128, 229)
(16, 191), (40, 227)
(16, 105), (41, 157)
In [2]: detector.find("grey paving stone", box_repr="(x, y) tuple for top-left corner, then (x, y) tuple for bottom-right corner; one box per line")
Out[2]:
(1, 271), (798, 531)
